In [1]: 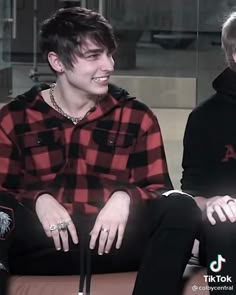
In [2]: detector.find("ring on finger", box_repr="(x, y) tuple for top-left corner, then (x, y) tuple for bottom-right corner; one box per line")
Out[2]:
(227, 199), (235, 205)
(57, 221), (69, 232)
(101, 227), (109, 233)
(49, 224), (58, 232)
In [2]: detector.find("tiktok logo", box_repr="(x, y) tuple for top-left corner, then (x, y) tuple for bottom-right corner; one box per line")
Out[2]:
(210, 254), (226, 273)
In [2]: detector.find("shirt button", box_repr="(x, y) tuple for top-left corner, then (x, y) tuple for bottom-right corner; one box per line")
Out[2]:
(37, 138), (42, 144)
(108, 139), (114, 145)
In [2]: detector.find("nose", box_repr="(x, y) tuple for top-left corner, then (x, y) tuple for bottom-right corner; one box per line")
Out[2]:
(100, 53), (114, 72)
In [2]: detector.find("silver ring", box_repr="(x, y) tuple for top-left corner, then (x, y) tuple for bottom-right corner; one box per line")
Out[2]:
(101, 228), (109, 233)
(57, 221), (69, 231)
(227, 199), (235, 205)
(49, 224), (58, 232)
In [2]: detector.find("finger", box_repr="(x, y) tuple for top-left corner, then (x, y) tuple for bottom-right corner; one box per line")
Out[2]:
(67, 221), (79, 244)
(89, 221), (102, 250)
(104, 226), (117, 254)
(116, 224), (125, 249)
(98, 229), (109, 255)
(45, 229), (52, 238)
(222, 202), (236, 223)
(227, 200), (236, 220)
(41, 218), (52, 238)
(214, 204), (227, 223)
(51, 229), (61, 250)
(206, 206), (216, 225)
(59, 229), (69, 252)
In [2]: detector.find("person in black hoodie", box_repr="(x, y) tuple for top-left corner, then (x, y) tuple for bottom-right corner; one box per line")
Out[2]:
(181, 11), (236, 294)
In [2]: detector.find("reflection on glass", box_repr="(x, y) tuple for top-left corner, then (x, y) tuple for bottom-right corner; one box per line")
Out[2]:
(0, 0), (11, 67)
(0, 0), (12, 98)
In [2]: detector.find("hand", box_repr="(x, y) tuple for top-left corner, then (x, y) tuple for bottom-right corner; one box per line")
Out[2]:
(35, 194), (78, 251)
(206, 195), (236, 225)
(89, 191), (130, 255)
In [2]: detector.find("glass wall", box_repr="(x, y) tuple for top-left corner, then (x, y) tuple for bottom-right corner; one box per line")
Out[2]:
(0, 0), (235, 108)
(104, 0), (199, 108)
(0, 0), (13, 98)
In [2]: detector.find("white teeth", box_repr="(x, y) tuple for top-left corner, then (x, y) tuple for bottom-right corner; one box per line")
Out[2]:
(93, 77), (108, 82)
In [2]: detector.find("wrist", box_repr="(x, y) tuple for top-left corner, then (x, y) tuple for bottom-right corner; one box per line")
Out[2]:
(36, 193), (53, 203)
(110, 191), (131, 204)
(195, 196), (208, 211)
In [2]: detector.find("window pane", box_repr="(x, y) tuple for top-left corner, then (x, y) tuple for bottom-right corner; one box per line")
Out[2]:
(105, 0), (198, 108)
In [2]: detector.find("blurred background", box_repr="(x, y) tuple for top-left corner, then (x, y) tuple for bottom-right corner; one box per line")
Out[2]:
(1, 0), (235, 104)
(0, 0), (235, 187)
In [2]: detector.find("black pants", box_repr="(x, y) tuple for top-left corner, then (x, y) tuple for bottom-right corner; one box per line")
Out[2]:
(199, 217), (236, 295)
(0, 192), (200, 295)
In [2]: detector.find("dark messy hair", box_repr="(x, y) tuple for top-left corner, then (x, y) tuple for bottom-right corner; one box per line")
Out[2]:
(39, 7), (117, 70)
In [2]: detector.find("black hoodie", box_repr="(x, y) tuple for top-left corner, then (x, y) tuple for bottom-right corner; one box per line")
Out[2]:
(181, 67), (236, 197)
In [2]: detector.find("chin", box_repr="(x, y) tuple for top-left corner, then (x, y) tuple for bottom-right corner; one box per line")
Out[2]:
(95, 85), (109, 95)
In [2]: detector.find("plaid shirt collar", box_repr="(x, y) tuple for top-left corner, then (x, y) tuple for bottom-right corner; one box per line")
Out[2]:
(15, 83), (135, 121)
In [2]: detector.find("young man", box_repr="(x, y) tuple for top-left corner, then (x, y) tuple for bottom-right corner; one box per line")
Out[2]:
(181, 12), (236, 294)
(0, 7), (200, 295)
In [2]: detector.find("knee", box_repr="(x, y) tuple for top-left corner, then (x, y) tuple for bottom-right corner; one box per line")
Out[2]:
(203, 217), (235, 237)
(165, 192), (200, 216)
(165, 192), (197, 210)
(149, 193), (201, 231)
(164, 193), (201, 229)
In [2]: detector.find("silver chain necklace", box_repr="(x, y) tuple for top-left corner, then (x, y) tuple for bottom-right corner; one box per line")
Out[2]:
(49, 83), (97, 125)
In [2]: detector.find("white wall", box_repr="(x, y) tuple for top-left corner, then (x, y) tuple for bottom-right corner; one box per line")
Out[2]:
(110, 75), (196, 108)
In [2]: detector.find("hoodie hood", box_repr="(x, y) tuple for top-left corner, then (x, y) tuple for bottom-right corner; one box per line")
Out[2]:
(13, 83), (134, 112)
(213, 67), (236, 97)
(108, 83), (134, 101)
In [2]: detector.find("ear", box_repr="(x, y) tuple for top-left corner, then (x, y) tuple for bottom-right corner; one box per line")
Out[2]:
(232, 52), (236, 64)
(47, 51), (65, 73)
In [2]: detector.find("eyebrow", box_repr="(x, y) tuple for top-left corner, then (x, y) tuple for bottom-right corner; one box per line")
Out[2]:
(82, 48), (104, 55)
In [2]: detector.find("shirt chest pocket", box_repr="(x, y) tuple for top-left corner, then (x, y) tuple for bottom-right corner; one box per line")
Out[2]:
(18, 128), (66, 179)
(85, 128), (134, 174)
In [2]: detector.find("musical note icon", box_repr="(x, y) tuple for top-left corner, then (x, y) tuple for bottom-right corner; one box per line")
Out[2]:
(210, 254), (226, 273)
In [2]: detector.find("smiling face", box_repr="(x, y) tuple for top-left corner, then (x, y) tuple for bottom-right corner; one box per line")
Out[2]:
(59, 38), (115, 98)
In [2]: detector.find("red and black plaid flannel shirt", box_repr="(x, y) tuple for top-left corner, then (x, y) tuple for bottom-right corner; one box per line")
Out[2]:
(0, 84), (172, 214)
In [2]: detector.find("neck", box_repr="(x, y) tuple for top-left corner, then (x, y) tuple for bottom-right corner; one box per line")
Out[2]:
(51, 82), (98, 118)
